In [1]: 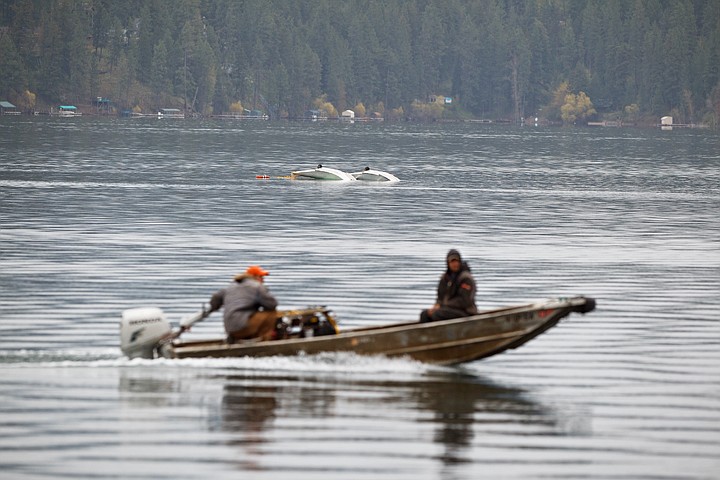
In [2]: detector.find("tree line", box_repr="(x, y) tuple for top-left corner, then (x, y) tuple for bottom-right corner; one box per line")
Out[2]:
(1, 0), (719, 125)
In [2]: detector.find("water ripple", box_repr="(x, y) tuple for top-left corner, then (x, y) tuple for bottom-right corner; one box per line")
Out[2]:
(1, 118), (719, 479)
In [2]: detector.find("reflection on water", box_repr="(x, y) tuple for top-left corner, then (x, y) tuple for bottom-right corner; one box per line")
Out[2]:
(115, 366), (565, 476)
(221, 383), (279, 434)
(221, 383), (279, 471)
(403, 373), (551, 466)
(111, 360), (607, 480)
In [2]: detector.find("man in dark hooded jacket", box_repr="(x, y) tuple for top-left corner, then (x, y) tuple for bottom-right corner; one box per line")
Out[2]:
(420, 249), (478, 323)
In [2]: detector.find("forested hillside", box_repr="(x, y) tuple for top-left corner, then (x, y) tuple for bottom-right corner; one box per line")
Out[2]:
(1, 0), (719, 125)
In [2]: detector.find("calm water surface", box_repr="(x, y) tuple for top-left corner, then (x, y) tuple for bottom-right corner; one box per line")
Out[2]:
(1, 117), (719, 479)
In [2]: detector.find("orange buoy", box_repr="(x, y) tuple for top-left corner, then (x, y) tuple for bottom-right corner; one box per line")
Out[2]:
(255, 175), (270, 180)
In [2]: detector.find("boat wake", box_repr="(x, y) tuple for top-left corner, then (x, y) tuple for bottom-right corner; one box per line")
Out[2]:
(0, 347), (448, 378)
(0, 347), (122, 365)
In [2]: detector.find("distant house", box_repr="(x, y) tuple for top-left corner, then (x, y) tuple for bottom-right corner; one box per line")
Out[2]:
(370, 111), (384, 121)
(660, 115), (673, 131)
(0, 101), (20, 115)
(341, 109), (355, 122)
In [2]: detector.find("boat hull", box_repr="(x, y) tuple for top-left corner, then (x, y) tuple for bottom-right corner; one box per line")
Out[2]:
(351, 169), (399, 182)
(165, 297), (595, 365)
(291, 167), (356, 181)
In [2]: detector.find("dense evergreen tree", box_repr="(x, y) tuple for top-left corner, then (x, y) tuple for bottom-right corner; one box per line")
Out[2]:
(0, 0), (718, 125)
(0, 29), (25, 95)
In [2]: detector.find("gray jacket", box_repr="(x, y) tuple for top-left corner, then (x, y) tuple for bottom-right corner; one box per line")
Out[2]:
(210, 276), (278, 333)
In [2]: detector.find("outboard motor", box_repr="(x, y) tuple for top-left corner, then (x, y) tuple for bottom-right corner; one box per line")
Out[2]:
(120, 307), (172, 359)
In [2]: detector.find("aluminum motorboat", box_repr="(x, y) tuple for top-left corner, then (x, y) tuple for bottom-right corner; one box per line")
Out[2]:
(291, 164), (356, 181)
(120, 297), (596, 366)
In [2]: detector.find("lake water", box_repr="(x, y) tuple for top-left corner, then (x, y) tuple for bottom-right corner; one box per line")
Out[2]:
(1, 117), (719, 479)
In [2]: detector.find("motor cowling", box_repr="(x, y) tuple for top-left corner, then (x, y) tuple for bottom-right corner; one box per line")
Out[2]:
(120, 307), (172, 359)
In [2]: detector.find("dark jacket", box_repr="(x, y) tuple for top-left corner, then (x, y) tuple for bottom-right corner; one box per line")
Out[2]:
(435, 262), (478, 315)
(209, 275), (278, 334)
